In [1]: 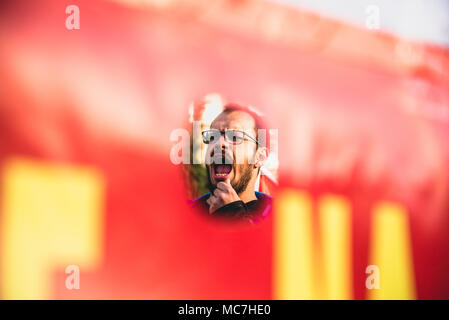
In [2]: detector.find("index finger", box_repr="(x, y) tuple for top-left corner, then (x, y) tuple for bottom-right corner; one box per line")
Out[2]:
(206, 195), (215, 205)
(216, 181), (231, 191)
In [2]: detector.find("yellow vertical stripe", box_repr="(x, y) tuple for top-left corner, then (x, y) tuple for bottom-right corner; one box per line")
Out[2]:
(319, 195), (353, 299)
(368, 202), (416, 300)
(273, 189), (314, 299)
(1, 158), (104, 299)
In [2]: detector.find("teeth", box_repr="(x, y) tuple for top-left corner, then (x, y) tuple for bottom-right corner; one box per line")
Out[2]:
(215, 173), (228, 177)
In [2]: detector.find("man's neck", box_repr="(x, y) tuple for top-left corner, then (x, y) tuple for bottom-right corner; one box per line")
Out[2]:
(238, 187), (258, 203)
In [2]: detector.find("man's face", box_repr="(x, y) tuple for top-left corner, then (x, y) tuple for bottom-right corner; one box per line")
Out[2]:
(205, 111), (258, 194)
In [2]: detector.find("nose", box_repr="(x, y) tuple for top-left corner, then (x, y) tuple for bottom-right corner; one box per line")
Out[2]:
(216, 132), (229, 149)
(209, 132), (230, 157)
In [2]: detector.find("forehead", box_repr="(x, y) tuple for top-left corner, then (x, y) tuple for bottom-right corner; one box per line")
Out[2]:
(210, 110), (256, 133)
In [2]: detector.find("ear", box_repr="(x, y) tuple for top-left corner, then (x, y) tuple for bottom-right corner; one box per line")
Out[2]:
(254, 147), (268, 168)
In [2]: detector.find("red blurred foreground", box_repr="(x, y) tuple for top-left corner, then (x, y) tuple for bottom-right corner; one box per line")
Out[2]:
(0, 0), (448, 299)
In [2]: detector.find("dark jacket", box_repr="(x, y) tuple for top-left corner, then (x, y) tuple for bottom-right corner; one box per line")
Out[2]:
(190, 191), (272, 224)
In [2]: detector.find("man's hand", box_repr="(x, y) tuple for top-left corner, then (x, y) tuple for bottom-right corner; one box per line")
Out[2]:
(206, 178), (241, 214)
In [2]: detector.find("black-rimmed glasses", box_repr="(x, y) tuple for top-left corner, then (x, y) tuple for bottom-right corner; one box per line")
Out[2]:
(201, 129), (258, 145)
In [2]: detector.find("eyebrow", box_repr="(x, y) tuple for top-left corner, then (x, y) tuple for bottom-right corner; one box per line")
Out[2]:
(211, 125), (252, 131)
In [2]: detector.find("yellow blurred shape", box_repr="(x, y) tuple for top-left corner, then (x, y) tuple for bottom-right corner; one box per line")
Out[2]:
(368, 202), (416, 300)
(319, 195), (352, 299)
(1, 158), (104, 299)
(273, 189), (315, 299)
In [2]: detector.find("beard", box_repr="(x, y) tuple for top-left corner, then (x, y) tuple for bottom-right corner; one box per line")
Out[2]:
(206, 163), (253, 195)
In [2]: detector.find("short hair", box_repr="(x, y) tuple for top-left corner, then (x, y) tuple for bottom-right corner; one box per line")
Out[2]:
(220, 103), (269, 149)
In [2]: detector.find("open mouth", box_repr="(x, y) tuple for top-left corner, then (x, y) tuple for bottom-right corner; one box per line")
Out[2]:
(213, 164), (232, 180)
